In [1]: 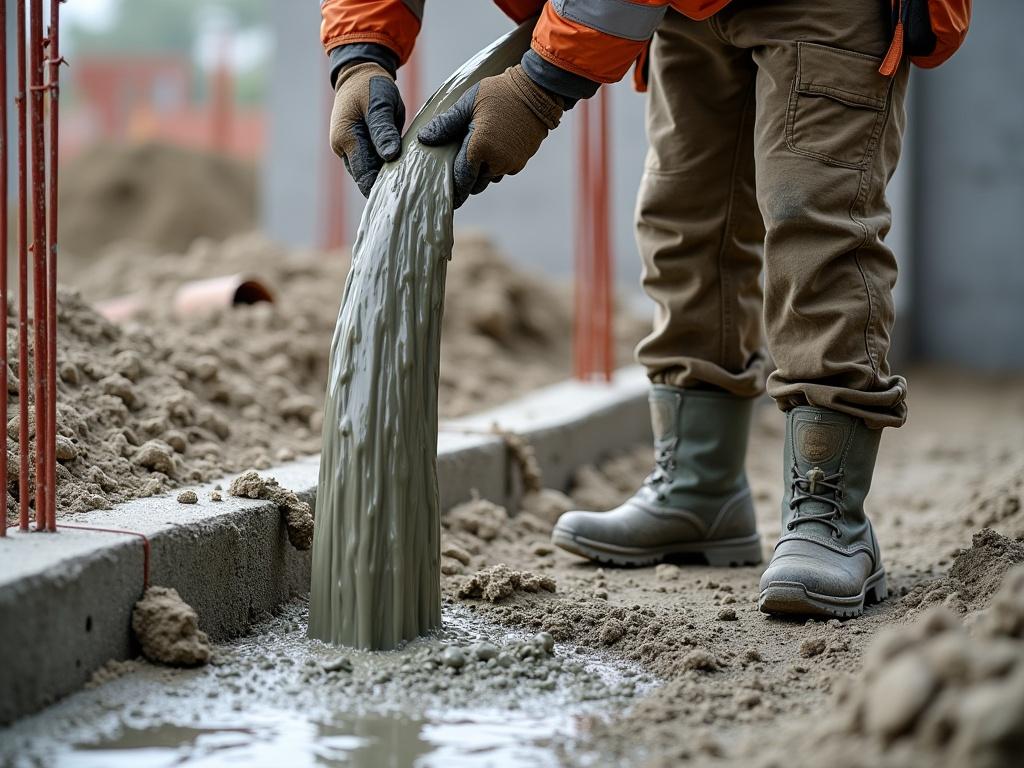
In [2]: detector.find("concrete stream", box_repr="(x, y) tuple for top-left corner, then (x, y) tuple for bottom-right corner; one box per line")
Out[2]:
(0, 601), (654, 767)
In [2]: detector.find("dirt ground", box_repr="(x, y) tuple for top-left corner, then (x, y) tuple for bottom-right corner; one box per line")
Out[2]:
(6, 230), (645, 518)
(8, 142), (1020, 764)
(3, 371), (1022, 767)
(440, 370), (1024, 766)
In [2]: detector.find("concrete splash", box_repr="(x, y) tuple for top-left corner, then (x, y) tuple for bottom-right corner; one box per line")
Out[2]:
(308, 23), (535, 649)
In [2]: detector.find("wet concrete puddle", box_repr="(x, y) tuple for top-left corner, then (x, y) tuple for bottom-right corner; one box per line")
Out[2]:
(1, 603), (655, 767)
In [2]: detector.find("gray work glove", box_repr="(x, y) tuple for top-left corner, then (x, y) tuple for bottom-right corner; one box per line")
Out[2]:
(330, 62), (406, 197)
(417, 64), (563, 209)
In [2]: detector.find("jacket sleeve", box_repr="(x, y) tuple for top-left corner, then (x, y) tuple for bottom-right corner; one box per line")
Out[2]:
(530, 0), (671, 85)
(320, 0), (424, 64)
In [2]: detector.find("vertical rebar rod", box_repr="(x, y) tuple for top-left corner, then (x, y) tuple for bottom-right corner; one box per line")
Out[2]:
(573, 97), (592, 380)
(16, 0), (30, 531)
(596, 86), (613, 382)
(45, 0), (59, 531)
(0, 0), (8, 537)
(573, 88), (614, 383)
(29, 0), (48, 530)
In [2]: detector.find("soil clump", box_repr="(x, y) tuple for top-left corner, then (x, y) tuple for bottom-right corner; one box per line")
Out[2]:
(458, 564), (557, 602)
(229, 471), (314, 550)
(131, 586), (212, 667)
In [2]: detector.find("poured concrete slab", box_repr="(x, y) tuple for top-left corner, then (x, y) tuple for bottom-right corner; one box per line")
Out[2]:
(0, 366), (650, 723)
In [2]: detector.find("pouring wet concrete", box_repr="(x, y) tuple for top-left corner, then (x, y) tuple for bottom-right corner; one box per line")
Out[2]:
(309, 21), (535, 650)
(0, 601), (654, 768)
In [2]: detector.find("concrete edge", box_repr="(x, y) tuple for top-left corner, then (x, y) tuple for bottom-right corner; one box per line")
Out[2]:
(0, 366), (651, 724)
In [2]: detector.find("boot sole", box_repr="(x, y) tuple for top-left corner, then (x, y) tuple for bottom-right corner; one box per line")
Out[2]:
(550, 527), (763, 567)
(758, 568), (887, 619)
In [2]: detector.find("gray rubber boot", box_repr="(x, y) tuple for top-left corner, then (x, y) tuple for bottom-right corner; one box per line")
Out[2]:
(758, 406), (887, 619)
(551, 386), (762, 567)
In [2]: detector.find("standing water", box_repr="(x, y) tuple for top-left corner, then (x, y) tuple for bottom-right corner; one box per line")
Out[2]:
(308, 23), (535, 649)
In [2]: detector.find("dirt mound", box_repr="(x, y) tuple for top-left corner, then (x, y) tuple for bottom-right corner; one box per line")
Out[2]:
(899, 529), (1024, 618)
(5, 288), (326, 515)
(60, 142), (257, 259)
(7, 232), (642, 517)
(785, 565), (1024, 768)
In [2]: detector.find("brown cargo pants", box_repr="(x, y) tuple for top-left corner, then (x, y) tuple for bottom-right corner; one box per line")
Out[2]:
(635, 0), (910, 429)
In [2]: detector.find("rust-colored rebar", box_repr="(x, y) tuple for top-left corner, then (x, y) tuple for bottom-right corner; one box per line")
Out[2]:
(29, 0), (49, 531)
(574, 97), (592, 380)
(45, 0), (61, 531)
(573, 88), (614, 383)
(595, 86), (613, 382)
(16, 0), (31, 532)
(0, 0), (8, 538)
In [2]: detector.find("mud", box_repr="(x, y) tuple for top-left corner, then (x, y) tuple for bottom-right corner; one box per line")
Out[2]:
(131, 587), (212, 667)
(1, 602), (651, 767)
(229, 471), (314, 551)
(308, 22), (535, 650)
(2, 374), (1022, 766)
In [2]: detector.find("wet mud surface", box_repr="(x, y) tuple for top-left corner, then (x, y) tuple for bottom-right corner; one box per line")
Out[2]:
(0, 603), (651, 768)
(3, 372), (1023, 767)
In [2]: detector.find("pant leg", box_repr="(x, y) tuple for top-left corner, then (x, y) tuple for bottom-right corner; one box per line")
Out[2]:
(718, 0), (910, 429)
(634, 9), (767, 398)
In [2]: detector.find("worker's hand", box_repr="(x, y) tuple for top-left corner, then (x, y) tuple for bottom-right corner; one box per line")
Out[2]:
(330, 62), (406, 197)
(417, 65), (563, 209)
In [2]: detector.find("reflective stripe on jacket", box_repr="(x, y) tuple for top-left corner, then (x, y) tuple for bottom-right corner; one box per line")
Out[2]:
(320, 0), (733, 83)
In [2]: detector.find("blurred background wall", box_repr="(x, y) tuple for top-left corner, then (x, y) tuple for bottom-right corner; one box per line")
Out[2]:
(4, 0), (1023, 369)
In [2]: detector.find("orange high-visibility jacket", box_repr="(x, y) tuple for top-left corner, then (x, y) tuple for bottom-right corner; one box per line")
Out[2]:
(320, 1), (731, 87)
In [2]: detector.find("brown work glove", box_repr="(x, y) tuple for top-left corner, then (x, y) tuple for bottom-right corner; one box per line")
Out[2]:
(417, 65), (563, 208)
(330, 61), (406, 197)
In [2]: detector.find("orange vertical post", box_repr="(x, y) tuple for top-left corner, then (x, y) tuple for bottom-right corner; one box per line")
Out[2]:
(45, 0), (61, 530)
(16, 0), (30, 531)
(573, 87), (614, 382)
(0, 0), (8, 537)
(29, 0), (49, 530)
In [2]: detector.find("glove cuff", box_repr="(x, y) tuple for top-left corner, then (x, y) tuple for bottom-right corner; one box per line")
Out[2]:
(329, 42), (400, 88)
(506, 65), (563, 131)
(336, 61), (394, 94)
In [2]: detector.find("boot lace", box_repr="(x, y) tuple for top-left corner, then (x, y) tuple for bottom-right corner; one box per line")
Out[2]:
(788, 466), (844, 539)
(643, 442), (676, 502)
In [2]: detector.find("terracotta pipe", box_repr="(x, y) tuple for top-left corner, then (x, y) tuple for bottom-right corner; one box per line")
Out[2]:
(172, 274), (275, 316)
(95, 274), (275, 322)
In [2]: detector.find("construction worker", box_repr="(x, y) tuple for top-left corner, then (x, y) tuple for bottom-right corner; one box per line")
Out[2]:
(321, 1), (969, 619)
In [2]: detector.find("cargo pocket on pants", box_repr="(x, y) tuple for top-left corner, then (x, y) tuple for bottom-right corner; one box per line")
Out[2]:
(785, 42), (891, 170)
